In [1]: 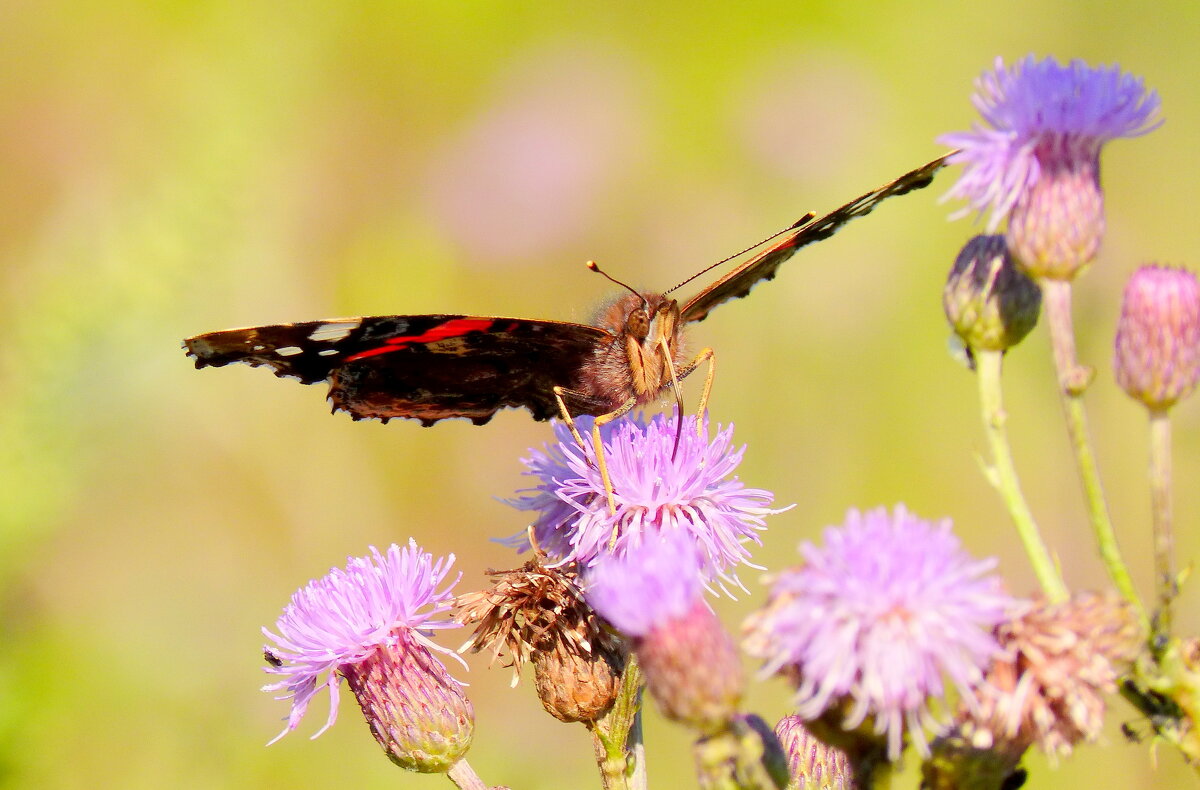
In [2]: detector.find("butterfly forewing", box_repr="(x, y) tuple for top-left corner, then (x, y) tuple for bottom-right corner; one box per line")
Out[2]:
(679, 153), (950, 324)
(185, 315), (608, 424)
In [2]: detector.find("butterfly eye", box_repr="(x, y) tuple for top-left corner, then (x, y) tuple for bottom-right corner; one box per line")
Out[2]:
(624, 306), (650, 341)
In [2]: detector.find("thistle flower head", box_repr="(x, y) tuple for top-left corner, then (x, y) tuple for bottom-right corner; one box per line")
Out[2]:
(743, 506), (1013, 759)
(262, 542), (471, 771)
(943, 234), (1042, 353)
(955, 592), (1143, 759)
(940, 56), (1161, 279)
(586, 533), (744, 732)
(1114, 265), (1200, 410)
(508, 413), (785, 592)
(775, 714), (852, 790)
(455, 559), (623, 723)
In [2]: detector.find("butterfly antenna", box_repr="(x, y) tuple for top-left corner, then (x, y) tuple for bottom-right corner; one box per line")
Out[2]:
(587, 260), (646, 306)
(663, 213), (817, 296)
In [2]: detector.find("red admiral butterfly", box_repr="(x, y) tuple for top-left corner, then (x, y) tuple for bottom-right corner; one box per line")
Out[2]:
(186, 154), (948, 435)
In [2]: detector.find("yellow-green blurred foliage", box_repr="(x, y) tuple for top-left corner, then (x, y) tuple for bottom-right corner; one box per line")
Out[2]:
(1, 1), (1197, 787)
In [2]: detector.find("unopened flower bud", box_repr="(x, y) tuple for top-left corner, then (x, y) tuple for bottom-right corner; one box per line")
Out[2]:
(1114, 265), (1200, 410)
(775, 714), (851, 790)
(342, 638), (474, 772)
(635, 598), (745, 734)
(944, 234), (1042, 352)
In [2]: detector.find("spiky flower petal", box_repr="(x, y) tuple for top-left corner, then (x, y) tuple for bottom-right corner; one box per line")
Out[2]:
(744, 506), (1013, 759)
(508, 413), (785, 592)
(1114, 265), (1200, 410)
(262, 542), (470, 771)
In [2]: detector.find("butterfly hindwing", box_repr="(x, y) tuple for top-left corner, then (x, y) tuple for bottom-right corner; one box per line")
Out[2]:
(184, 315), (609, 425)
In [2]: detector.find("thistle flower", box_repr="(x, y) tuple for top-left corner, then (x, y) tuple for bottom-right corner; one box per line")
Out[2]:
(743, 506), (1013, 759)
(940, 56), (1161, 279)
(775, 714), (852, 790)
(586, 533), (744, 733)
(1114, 265), (1200, 410)
(943, 234), (1042, 354)
(508, 413), (784, 592)
(262, 542), (472, 773)
(455, 559), (624, 723)
(954, 591), (1143, 759)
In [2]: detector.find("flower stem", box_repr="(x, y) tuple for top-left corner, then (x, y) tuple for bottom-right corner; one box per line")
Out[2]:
(589, 657), (646, 790)
(974, 349), (1069, 601)
(446, 759), (488, 790)
(1149, 407), (1175, 637)
(1040, 279), (1146, 625)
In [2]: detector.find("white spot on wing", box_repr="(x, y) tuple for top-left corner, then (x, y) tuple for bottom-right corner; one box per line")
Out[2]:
(318, 349), (339, 356)
(309, 321), (360, 342)
(276, 346), (303, 356)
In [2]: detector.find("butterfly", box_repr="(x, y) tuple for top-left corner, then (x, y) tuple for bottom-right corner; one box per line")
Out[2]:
(185, 154), (948, 436)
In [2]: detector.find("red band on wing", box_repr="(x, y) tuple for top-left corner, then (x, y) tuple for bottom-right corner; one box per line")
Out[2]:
(345, 318), (498, 362)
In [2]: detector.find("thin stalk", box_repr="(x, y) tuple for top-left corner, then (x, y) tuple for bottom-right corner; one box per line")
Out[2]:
(1040, 279), (1146, 625)
(446, 759), (488, 790)
(1149, 407), (1175, 636)
(975, 349), (1069, 601)
(588, 657), (646, 790)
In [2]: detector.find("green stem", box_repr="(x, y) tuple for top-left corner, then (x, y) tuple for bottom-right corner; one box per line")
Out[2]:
(589, 657), (645, 790)
(975, 349), (1069, 601)
(1149, 407), (1175, 637)
(1040, 279), (1146, 626)
(446, 759), (487, 790)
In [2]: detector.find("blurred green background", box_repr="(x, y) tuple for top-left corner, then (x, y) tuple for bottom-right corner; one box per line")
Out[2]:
(2, 1), (1198, 787)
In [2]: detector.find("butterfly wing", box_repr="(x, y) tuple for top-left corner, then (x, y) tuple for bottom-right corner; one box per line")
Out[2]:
(184, 315), (609, 425)
(679, 153), (951, 324)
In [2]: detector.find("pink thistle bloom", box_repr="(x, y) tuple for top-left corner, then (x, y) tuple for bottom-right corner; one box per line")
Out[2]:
(508, 413), (786, 593)
(940, 56), (1161, 279)
(744, 506), (1014, 759)
(261, 541), (465, 755)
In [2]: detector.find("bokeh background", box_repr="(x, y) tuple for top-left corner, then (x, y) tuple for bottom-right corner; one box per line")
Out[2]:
(2, 2), (1198, 788)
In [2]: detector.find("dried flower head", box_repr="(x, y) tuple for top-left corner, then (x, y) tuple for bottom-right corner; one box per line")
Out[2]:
(955, 591), (1144, 759)
(940, 56), (1161, 279)
(744, 505), (1013, 759)
(508, 413), (785, 592)
(943, 234), (1042, 354)
(456, 559), (623, 723)
(262, 542), (471, 772)
(1114, 265), (1200, 410)
(587, 533), (744, 733)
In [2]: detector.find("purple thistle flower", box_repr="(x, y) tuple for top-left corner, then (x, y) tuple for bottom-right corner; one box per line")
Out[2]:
(1114, 265), (1200, 410)
(508, 413), (785, 592)
(262, 541), (467, 760)
(586, 533), (744, 732)
(940, 55), (1161, 230)
(940, 56), (1160, 279)
(743, 506), (1013, 760)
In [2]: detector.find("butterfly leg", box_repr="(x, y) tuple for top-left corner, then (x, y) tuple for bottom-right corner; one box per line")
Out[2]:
(552, 386), (630, 519)
(672, 346), (715, 438)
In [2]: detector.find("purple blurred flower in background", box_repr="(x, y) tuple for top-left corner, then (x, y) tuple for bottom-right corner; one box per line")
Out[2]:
(939, 56), (1161, 279)
(508, 413), (785, 592)
(1114, 265), (1200, 410)
(744, 506), (1013, 759)
(586, 532), (744, 732)
(262, 542), (472, 771)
